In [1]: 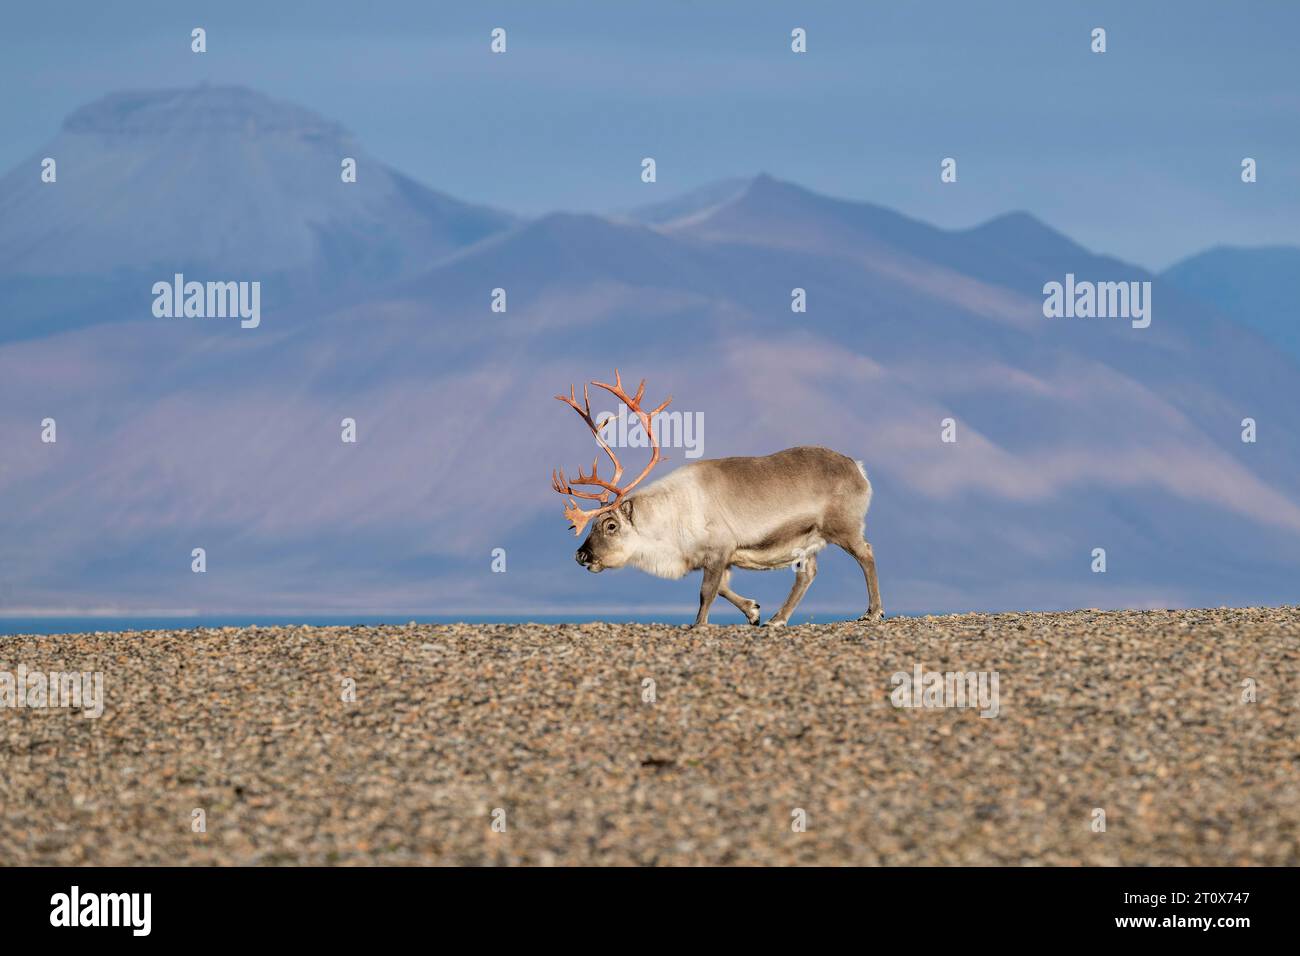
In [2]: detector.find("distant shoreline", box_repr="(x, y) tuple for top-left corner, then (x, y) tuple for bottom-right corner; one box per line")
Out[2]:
(4, 605), (1296, 637)
(2, 612), (715, 636)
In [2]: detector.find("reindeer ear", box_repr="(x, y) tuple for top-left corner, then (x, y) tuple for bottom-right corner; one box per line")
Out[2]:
(619, 497), (634, 524)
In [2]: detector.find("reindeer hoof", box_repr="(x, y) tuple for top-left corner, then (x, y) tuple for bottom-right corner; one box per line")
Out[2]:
(858, 609), (884, 623)
(745, 604), (761, 626)
(764, 618), (787, 629)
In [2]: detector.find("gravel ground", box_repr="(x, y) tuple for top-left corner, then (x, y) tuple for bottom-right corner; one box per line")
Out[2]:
(1, 607), (1297, 865)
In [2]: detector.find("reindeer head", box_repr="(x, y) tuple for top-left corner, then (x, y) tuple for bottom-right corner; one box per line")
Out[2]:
(552, 369), (670, 572)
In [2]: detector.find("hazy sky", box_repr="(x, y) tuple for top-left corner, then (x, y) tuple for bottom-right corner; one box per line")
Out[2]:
(3, 0), (1297, 269)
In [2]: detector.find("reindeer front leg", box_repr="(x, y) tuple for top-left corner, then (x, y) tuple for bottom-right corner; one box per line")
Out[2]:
(718, 568), (762, 625)
(693, 562), (726, 627)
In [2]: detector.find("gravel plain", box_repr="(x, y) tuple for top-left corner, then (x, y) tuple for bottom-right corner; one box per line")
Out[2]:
(1, 607), (1297, 865)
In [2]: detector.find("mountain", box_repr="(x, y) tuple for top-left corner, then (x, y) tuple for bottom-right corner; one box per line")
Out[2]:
(620, 176), (751, 225)
(0, 85), (514, 340)
(1162, 245), (1300, 361)
(669, 174), (1103, 293)
(2, 89), (1299, 618)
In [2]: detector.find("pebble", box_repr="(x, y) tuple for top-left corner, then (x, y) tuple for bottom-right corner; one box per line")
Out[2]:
(0, 606), (1296, 864)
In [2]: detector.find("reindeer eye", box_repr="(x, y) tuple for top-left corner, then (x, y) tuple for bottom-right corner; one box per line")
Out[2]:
(604, 520), (618, 533)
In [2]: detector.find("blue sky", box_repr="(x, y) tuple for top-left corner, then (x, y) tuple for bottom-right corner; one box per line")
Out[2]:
(2, 0), (1297, 269)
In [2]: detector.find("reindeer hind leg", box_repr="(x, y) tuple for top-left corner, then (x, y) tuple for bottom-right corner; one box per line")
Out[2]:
(836, 535), (883, 622)
(766, 552), (817, 628)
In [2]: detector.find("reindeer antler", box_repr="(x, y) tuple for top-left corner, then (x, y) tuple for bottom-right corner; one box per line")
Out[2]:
(553, 370), (672, 535)
(590, 369), (672, 498)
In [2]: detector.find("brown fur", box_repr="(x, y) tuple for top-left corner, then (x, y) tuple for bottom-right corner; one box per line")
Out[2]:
(573, 446), (883, 626)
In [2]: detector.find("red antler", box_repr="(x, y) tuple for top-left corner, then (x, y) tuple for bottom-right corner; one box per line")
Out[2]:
(552, 370), (672, 535)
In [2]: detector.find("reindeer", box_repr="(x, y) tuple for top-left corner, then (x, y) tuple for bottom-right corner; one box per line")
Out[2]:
(551, 370), (884, 627)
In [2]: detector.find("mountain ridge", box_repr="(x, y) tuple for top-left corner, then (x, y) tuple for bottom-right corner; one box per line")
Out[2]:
(2, 85), (1299, 615)
(0, 84), (516, 336)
